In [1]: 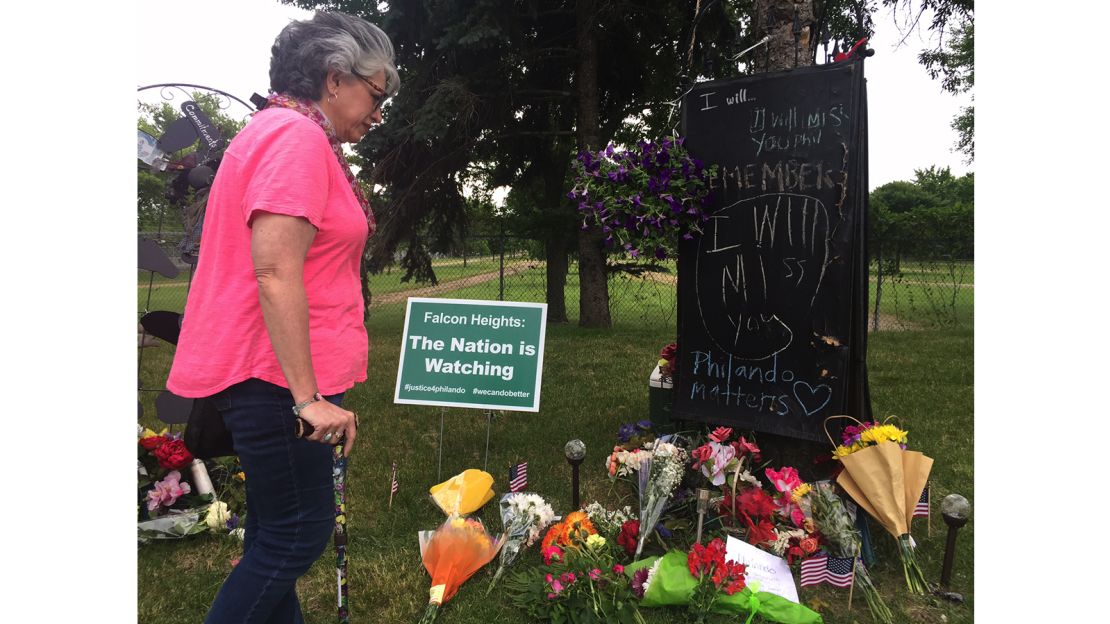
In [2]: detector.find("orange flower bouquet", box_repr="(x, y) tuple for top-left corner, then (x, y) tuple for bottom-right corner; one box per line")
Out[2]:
(418, 516), (505, 623)
(539, 511), (597, 564)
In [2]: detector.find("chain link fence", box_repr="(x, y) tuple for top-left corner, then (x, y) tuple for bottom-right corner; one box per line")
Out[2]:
(139, 232), (972, 333)
(869, 238), (974, 331)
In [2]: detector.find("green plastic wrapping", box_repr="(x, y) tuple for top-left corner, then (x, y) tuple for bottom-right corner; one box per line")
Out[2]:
(625, 551), (823, 624)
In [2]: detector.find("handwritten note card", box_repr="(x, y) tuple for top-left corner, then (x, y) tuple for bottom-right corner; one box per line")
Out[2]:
(724, 536), (799, 603)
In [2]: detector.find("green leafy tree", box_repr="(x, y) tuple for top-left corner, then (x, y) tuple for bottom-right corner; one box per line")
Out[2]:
(283, 0), (750, 325)
(870, 165), (973, 264)
(277, 1), (949, 327)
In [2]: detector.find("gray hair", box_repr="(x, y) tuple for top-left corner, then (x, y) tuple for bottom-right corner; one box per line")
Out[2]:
(269, 11), (399, 101)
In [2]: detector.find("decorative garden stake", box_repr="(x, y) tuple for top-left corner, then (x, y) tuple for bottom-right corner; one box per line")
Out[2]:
(333, 445), (351, 623)
(695, 488), (710, 544)
(939, 493), (970, 599)
(564, 439), (586, 509)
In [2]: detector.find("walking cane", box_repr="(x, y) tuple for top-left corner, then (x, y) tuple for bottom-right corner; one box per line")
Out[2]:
(333, 444), (350, 624)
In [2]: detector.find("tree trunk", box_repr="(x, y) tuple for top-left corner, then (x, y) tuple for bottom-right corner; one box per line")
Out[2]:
(543, 144), (571, 324)
(754, 0), (816, 72)
(575, 0), (612, 328)
(545, 235), (569, 323)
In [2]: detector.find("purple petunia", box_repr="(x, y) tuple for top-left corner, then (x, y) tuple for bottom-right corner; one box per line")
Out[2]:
(617, 423), (636, 443)
(568, 134), (714, 261)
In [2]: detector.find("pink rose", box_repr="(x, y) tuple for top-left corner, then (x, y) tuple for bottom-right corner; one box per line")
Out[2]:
(765, 466), (802, 494)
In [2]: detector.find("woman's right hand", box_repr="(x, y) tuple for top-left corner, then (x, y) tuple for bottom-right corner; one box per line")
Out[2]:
(298, 399), (358, 456)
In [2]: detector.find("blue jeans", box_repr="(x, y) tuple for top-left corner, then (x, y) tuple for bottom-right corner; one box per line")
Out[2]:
(204, 378), (342, 624)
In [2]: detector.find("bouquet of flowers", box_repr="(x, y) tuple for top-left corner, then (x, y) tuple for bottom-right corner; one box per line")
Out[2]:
(487, 493), (556, 594)
(832, 421), (908, 458)
(634, 438), (688, 557)
(765, 467), (810, 530)
(138, 426), (207, 540)
(138, 426), (247, 543)
(605, 445), (646, 479)
(505, 520), (646, 624)
(625, 548), (823, 624)
(540, 511), (597, 565)
(802, 481), (893, 624)
(418, 516), (504, 623)
(583, 501), (635, 540)
(690, 427), (761, 489)
(686, 538), (748, 622)
(828, 417), (933, 594)
(568, 136), (716, 260)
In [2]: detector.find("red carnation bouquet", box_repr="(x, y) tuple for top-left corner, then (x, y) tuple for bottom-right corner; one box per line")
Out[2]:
(687, 538), (746, 623)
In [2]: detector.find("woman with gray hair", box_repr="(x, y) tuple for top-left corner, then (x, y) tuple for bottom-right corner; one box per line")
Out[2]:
(167, 11), (398, 623)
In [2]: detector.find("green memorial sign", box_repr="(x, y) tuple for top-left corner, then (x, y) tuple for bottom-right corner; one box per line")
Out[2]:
(394, 298), (548, 411)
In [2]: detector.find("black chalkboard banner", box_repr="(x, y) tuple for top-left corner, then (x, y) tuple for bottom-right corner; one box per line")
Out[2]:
(675, 61), (872, 442)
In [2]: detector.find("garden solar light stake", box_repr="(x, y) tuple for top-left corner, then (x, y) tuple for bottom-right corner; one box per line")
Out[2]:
(564, 440), (586, 509)
(938, 493), (970, 601)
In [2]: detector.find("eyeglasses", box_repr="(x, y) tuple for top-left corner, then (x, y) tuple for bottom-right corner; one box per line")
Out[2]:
(354, 73), (389, 113)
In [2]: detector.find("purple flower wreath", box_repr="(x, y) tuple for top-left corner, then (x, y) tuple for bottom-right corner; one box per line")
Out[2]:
(568, 137), (715, 260)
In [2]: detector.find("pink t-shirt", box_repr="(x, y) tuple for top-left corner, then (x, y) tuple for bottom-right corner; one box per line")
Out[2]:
(167, 108), (370, 398)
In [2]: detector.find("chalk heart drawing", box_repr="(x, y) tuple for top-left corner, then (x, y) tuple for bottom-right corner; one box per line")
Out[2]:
(792, 381), (831, 416)
(695, 193), (830, 360)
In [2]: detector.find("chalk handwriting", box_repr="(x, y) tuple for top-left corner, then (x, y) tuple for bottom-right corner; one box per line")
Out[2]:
(695, 193), (831, 359)
(706, 160), (839, 195)
(685, 350), (834, 418)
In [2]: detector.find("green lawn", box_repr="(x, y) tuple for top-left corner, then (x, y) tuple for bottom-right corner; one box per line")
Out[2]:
(137, 316), (973, 624)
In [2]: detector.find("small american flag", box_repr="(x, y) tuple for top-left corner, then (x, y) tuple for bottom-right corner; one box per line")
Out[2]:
(390, 462), (399, 495)
(800, 553), (855, 588)
(509, 462), (528, 492)
(913, 484), (929, 518)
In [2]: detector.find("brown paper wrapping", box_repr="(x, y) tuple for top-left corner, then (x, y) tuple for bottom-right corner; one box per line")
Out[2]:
(835, 441), (931, 538)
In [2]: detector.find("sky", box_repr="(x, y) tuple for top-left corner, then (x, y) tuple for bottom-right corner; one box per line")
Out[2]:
(135, 0), (972, 190)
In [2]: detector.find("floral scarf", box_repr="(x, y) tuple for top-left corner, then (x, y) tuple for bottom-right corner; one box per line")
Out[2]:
(262, 93), (375, 234)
